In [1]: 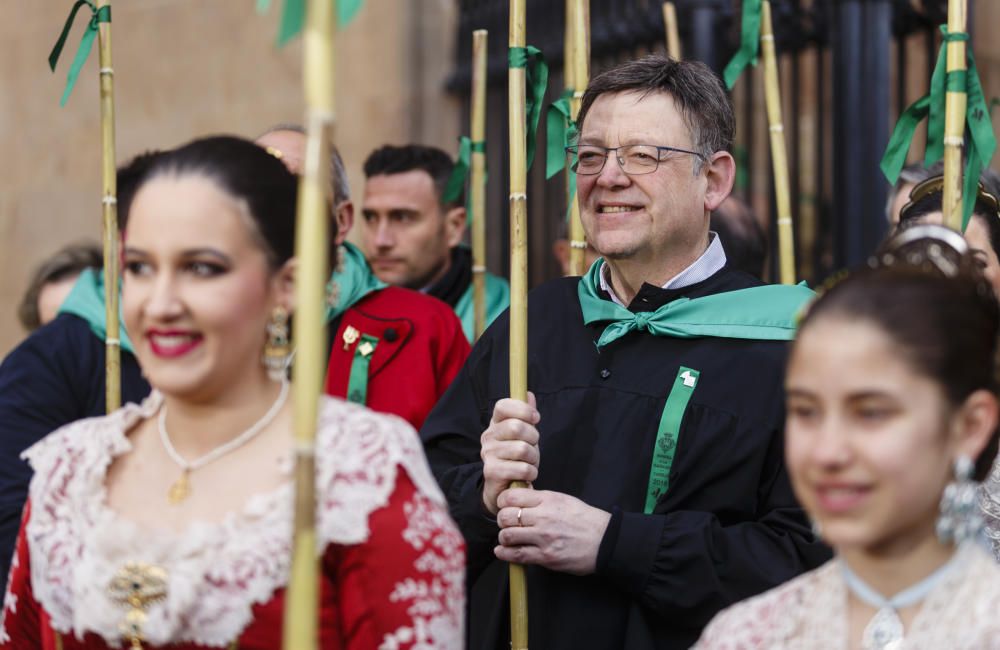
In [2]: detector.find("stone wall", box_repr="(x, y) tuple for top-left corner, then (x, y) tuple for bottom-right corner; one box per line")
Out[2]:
(1, 0), (457, 354)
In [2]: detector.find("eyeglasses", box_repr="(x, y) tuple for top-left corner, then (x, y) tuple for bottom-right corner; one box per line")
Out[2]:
(565, 144), (704, 176)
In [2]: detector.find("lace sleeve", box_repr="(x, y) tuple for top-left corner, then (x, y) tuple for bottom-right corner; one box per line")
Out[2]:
(324, 467), (464, 649)
(0, 501), (41, 647)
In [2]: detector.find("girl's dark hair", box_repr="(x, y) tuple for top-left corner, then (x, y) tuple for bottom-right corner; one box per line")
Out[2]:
(124, 135), (299, 269)
(798, 229), (1000, 480)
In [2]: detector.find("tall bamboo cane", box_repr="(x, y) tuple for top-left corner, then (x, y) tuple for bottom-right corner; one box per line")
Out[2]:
(96, 0), (120, 412)
(563, 0), (577, 277)
(471, 30), (489, 340)
(663, 2), (681, 60)
(942, 0), (968, 231)
(283, 0), (334, 647)
(508, 0), (530, 646)
(567, 0), (589, 276)
(760, 1), (795, 284)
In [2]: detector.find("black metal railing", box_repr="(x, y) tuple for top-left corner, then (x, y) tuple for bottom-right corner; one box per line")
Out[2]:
(448, 0), (947, 286)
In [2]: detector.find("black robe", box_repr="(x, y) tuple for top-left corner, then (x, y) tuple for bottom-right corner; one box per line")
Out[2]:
(420, 266), (831, 650)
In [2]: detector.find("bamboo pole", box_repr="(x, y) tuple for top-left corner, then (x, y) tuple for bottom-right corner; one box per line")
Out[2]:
(563, 0), (577, 277)
(663, 2), (681, 60)
(567, 0), (590, 276)
(942, 0), (968, 231)
(96, 0), (120, 412)
(508, 0), (530, 646)
(283, 0), (334, 647)
(471, 30), (489, 340)
(760, 1), (796, 284)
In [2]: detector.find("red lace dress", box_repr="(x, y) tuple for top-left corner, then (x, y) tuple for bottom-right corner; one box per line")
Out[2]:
(0, 394), (464, 649)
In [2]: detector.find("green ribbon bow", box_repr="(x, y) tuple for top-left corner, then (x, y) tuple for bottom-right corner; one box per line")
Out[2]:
(722, 0), (762, 90)
(325, 242), (387, 322)
(578, 259), (814, 348)
(48, 0), (111, 107)
(442, 136), (486, 225)
(509, 45), (549, 170)
(546, 89), (575, 179)
(881, 26), (997, 230)
(272, 0), (365, 46)
(546, 89), (580, 222)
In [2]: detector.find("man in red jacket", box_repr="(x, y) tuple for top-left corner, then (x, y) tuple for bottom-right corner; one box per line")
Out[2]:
(256, 126), (469, 429)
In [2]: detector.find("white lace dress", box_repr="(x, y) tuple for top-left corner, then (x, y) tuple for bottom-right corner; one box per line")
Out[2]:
(693, 543), (1000, 649)
(0, 392), (464, 649)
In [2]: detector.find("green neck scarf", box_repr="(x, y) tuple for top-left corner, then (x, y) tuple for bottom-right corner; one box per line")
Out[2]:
(578, 259), (814, 348)
(58, 268), (135, 354)
(325, 242), (387, 322)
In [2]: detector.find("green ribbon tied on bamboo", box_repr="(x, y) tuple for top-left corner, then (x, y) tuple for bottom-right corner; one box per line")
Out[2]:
(48, 0), (111, 107)
(509, 45), (550, 171)
(722, 0), (762, 90)
(442, 136), (486, 225)
(881, 26), (997, 230)
(266, 0), (365, 46)
(546, 89), (579, 221)
(579, 259), (814, 348)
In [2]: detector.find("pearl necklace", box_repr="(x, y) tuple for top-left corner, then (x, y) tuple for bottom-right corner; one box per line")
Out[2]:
(158, 379), (290, 504)
(839, 544), (969, 650)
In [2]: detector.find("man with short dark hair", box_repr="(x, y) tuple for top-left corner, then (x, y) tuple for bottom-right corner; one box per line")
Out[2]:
(256, 128), (470, 430)
(422, 55), (828, 649)
(361, 144), (510, 341)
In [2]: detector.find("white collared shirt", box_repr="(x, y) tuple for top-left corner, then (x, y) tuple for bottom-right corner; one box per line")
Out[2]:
(599, 232), (727, 307)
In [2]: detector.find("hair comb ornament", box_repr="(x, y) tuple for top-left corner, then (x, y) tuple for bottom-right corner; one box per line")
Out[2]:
(899, 174), (1000, 225)
(871, 223), (970, 278)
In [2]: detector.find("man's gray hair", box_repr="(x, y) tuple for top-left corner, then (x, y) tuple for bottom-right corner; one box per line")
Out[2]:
(576, 55), (734, 168)
(259, 123), (350, 205)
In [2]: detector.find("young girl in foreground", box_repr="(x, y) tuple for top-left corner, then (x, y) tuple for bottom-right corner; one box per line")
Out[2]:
(0, 136), (463, 649)
(696, 224), (1000, 649)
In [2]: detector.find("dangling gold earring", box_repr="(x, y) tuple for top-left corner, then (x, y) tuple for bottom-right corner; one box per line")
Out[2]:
(262, 306), (291, 380)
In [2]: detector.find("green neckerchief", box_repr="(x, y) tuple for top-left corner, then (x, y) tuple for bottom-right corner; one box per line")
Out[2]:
(578, 259), (813, 348)
(454, 271), (511, 342)
(325, 242), (387, 322)
(58, 268), (135, 354)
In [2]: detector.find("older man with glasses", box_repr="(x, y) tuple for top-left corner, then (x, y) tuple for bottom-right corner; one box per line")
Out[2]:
(421, 55), (830, 650)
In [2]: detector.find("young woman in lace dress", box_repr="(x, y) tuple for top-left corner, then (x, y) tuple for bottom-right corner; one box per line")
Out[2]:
(696, 225), (1000, 650)
(0, 136), (464, 649)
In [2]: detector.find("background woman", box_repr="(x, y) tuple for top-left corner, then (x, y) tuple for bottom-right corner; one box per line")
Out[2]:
(696, 225), (1000, 649)
(0, 136), (463, 649)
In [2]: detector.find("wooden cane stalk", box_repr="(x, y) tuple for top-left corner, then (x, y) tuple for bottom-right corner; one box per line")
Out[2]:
(563, 0), (577, 277)
(283, 0), (334, 647)
(760, 1), (796, 284)
(471, 30), (488, 340)
(663, 2), (681, 60)
(508, 0), (529, 647)
(96, 0), (120, 412)
(567, 0), (589, 276)
(942, 0), (968, 231)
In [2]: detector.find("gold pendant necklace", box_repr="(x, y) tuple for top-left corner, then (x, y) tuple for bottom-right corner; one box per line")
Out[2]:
(157, 379), (290, 505)
(167, 470), (191, 504)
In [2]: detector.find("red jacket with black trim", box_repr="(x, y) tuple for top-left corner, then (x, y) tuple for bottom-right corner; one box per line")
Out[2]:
(324, 286), (470, 429)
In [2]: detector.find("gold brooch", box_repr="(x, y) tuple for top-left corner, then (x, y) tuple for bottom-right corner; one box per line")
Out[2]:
(108, 562), (168, 649)
(342, 325), (360, 350)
